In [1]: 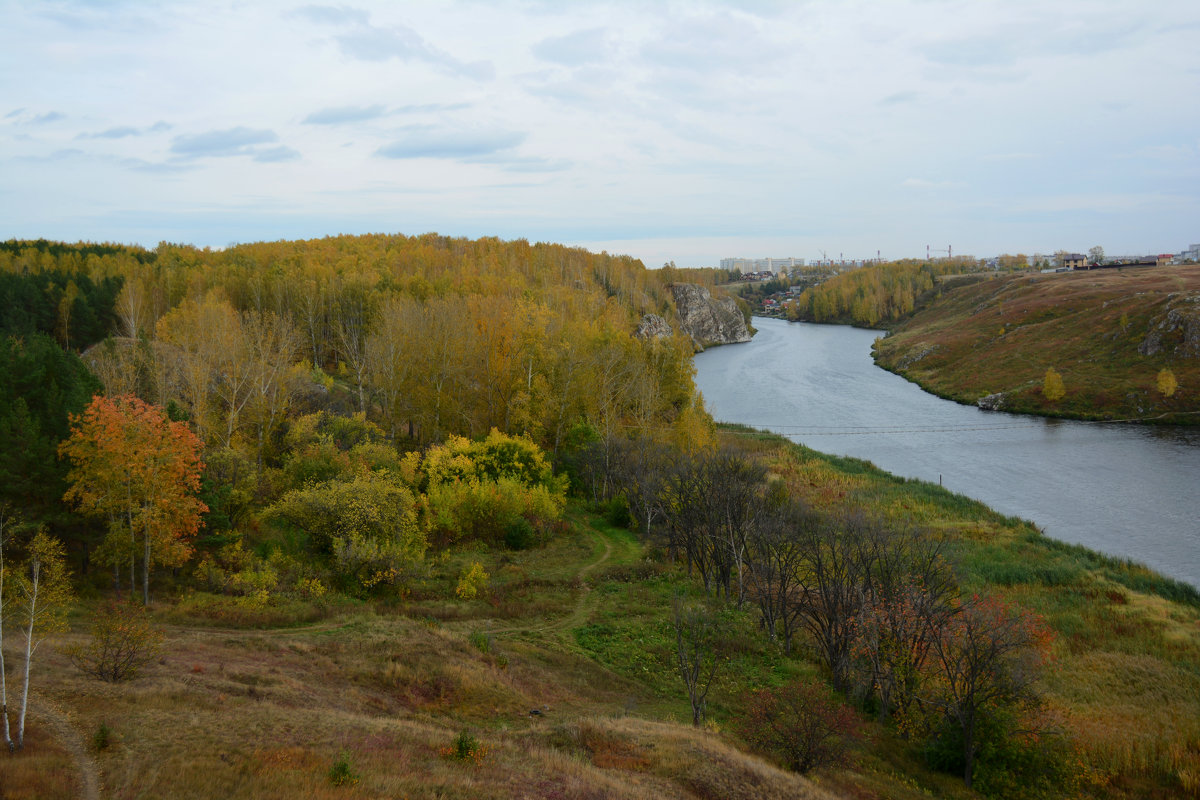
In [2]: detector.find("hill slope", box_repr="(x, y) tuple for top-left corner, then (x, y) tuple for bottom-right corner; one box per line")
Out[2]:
(872, 266), (1200, 421)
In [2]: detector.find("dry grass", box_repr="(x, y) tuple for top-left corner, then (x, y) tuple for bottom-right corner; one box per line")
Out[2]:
(0, 725), (81, 799)
(529, 716), (843, 800)
(875, 265), (1200, 421)
(7, 528), (845, 800)
(8, 618), (842, 800)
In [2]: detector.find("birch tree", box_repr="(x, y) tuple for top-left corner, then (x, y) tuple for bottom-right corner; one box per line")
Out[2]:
(243, 309), (301, 467)
(3, 530), (73, 751)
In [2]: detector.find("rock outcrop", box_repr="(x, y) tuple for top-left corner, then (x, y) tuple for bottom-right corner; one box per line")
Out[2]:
(670, 284), (753, 349)
(1138, 293), (1200, 358)
(976, 392), (1007, 411)
(635, 314), (674, 340)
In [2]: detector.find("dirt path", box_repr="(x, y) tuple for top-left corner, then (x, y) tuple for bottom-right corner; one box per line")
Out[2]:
(29, 693), (101, 800)
(489, 527), (621, 639)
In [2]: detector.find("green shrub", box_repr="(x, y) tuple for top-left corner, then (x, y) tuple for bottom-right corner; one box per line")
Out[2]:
(604, 497), (632, 529)
(923, 709), (1083, 799)
(504, 516), (537, 550)
(427, 477), (562, 546)
(269, 471), (427, 588)
(328, 749), (359, 786)
(92, 722), (111, 751)
(443, 730), (487, 764)
(468, 630), (491, 654)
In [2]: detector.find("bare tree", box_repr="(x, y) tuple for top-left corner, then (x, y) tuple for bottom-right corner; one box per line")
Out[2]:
(365, 295), (420, 440)
(330, 278), (377, 414)
(928, 595), (1050, 788)
(855, 527), (957, 724)
(791, 513), (883, 692)
(744, 496), (819, 653)
(672, 590), (723, 726)
(243, 309), (301, 467)
(609, 436), (671, 537)
(659, 447), (768, 602)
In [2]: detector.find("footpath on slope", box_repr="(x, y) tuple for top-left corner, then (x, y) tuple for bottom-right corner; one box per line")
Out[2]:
(487, 517), (640, 649)
(28, 693), (101, 800)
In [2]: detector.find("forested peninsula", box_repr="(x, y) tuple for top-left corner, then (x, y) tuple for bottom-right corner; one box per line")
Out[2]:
(785, 260), (1200, 423)
(3, 236), (1200, 800)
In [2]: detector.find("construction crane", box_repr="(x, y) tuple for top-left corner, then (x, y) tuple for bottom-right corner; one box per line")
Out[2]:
(926, 244), (952, 261)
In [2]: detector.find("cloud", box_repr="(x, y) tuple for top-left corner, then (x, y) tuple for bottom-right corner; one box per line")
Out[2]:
(376, 127), (526, 160)
(394, 102), (471, 114)
(253, 146), (302, 163)
(532, 28), (609, 66)
(464, 154), (569, 173)
(982, 152), (1038, 162)
(879, 91), (919, 106)
(87, 126), (141, 139)
(902, 178), (965, 189)
(290, 5), (370, 27)
(77, 121), (172, 139)
(924, 37), (1018, 68)
(170, 127), (292, 160)
(4, 108), (25, 120)
(17, 148), (86, 163)
(122, 158), (194, 174)
(302, 104), (386, 124)
(641, 12), (791, 74)
(333, 23), (494, 79)
(33, 111), (66, 124)
(924, 16), (1148, 71)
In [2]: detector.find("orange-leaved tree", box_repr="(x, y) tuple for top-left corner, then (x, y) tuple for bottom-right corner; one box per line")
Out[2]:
(60, 395), (206, 604)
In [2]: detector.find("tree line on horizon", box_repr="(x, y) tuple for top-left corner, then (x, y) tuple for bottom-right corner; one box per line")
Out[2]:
(787, 259), (978, 327)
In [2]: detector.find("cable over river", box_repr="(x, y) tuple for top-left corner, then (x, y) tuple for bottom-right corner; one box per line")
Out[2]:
(693, 317), (1200, 588)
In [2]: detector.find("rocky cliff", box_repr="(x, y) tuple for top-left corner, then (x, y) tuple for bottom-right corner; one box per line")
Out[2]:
(635, 314), (674, 340)
(669, 284), (753, 349)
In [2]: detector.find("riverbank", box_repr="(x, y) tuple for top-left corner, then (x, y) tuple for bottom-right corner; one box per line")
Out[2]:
(870, 266), (1200, 424)
(694, 316), (1200, 591)
(721, 424), (1200, 797)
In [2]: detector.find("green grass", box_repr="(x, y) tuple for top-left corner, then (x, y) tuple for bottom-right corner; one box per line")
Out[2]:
(721, 425), (1200, 797)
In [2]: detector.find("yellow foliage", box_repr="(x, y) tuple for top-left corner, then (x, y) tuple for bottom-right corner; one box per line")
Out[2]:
(1042, 367), (1066, 401)
(456, 562), (489, 600)
(1157, 368), (1178, 397)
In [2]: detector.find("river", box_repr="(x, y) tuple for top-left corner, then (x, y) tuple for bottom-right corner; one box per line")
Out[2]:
(693, 317), (1200, 587)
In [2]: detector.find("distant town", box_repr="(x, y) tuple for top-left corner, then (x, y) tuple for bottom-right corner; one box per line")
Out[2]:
(719, 241), (1200, 281)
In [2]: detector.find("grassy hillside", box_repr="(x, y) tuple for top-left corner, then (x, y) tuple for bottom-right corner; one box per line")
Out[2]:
(10, 429), (1200, 799)
(872, 266), (1200, 422)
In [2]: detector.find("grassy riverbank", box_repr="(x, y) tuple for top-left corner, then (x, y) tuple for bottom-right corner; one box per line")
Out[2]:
(11, 427), (1200, 799)
(729, 426), (1200, 797)
(871, 266), (1200, 423)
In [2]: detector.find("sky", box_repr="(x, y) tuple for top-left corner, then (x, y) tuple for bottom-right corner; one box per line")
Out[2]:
(3, 0), (1199, 268)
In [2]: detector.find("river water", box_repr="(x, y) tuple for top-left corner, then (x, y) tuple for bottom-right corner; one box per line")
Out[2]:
(693, 317), (1200, 587)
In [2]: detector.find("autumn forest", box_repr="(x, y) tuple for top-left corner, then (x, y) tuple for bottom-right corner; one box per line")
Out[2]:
(3, 236), (1200, 800)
